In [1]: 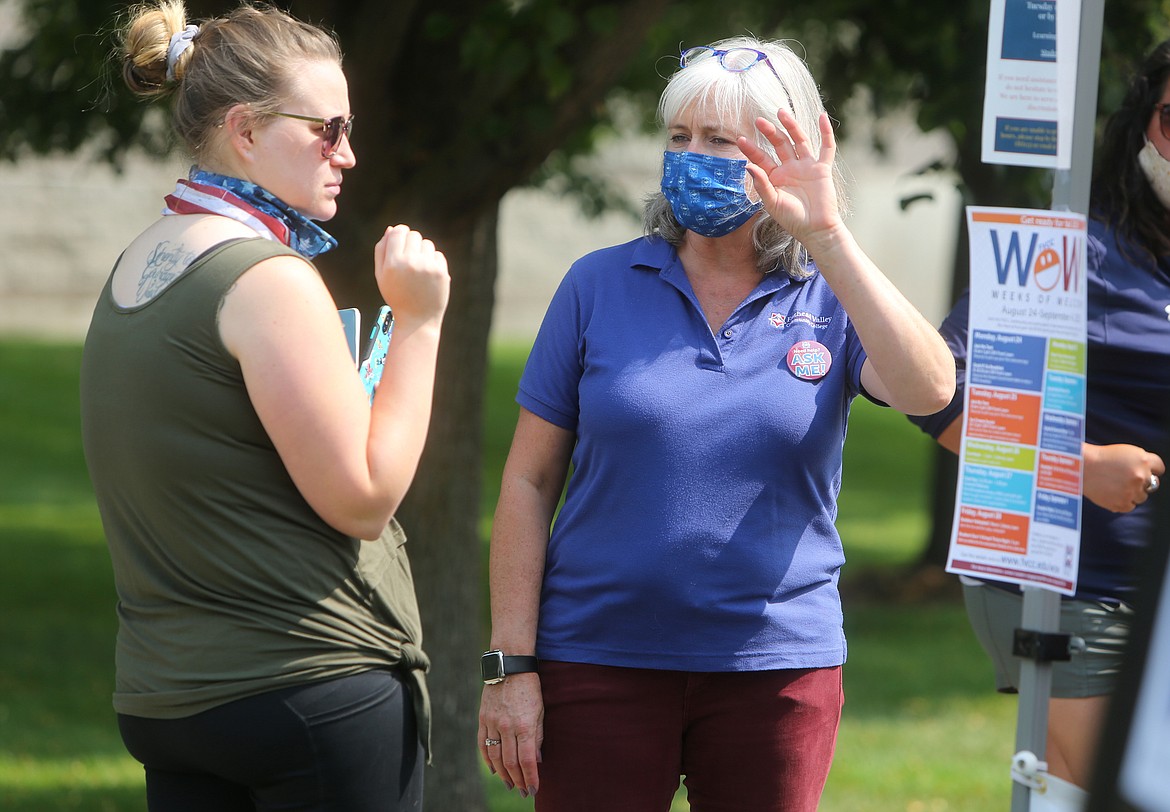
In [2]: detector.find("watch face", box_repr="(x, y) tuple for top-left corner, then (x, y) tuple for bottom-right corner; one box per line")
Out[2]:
(481, 651), (505, 683)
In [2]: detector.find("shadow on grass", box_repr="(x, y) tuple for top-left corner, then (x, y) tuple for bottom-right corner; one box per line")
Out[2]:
(0, 785), (146, 812)
(0, 522), (120, 753)
(839, 595), (995, 718)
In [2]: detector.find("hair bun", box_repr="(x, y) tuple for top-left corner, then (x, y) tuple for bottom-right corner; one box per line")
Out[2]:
(121, 1), (191, 96)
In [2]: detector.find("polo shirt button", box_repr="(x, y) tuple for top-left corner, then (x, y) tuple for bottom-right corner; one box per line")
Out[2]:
(722, 329), (733, 338)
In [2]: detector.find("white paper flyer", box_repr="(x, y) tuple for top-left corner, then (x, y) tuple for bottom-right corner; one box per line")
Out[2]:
(981, 0), (1081, 168)
(948, 207), (1088, 594)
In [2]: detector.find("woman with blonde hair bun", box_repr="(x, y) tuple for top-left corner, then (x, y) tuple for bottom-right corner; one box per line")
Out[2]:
(80, 2), (449, 810)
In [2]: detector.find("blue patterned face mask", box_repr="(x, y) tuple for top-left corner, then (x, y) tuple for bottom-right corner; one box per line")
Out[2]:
(660, 151), (761, 238)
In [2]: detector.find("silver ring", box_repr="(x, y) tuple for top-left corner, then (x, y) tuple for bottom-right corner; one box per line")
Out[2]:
(1147, 474), (1160, 494)
(484, 738), (501, 747)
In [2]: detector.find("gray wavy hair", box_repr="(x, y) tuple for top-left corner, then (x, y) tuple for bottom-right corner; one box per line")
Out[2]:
(643, 36), (849, 278)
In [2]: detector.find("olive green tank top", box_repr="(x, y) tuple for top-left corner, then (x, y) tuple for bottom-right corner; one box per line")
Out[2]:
(80, 238), (430, 753)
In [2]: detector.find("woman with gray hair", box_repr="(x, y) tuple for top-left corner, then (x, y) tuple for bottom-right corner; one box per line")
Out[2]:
(477, 36), (953, 811)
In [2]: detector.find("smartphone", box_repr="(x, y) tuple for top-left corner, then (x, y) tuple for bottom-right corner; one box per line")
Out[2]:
(338, 307), (361, 366)
(358, 305), (394, 404)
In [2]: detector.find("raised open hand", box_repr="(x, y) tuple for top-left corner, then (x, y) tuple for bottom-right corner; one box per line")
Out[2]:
(737, 109), (843, 253)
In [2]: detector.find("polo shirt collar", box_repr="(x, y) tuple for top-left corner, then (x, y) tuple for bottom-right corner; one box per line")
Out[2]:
(630, 235), (817, 302)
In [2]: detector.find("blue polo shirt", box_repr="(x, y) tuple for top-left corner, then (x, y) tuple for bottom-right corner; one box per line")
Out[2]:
(910, 215), (1170, 602)
(518, 235), (868, 672)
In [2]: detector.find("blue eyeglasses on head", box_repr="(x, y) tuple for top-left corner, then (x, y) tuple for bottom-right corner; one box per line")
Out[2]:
(679, 46), (784, 84)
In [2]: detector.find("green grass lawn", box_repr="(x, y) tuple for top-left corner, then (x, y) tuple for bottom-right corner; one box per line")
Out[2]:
(0, 339), (1015, 811)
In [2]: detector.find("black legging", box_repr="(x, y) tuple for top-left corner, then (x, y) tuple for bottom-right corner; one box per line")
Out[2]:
(118, 669), (422, 811)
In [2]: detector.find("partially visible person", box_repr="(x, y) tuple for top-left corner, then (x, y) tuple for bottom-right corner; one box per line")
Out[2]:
(909, 40), (1170, 791)
(79, 3), (449, 810)
(477, 36), (954, 812)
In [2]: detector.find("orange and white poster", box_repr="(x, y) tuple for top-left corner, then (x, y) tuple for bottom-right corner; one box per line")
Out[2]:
(948, 207), (1088, 594)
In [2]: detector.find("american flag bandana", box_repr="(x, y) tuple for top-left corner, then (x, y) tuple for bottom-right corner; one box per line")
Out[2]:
(162, 169), (338, 259)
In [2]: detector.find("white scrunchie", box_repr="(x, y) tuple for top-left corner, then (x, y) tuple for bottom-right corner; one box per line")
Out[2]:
(165, 24), (200, 83)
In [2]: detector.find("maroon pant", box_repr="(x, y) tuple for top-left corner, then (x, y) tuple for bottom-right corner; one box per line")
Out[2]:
(535, 661), (843, 812)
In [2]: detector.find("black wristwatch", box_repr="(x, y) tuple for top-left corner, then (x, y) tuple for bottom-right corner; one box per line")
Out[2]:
(481, 650), (538, 685)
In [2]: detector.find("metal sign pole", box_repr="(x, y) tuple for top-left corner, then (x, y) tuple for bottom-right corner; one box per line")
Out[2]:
(1052, 0), (1104, 217)
(1012, 586), (1063, 811)
(1009, 2), (1103, 810)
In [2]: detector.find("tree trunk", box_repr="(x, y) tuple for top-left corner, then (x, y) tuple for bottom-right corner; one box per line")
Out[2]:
(397, 203), (499, 812)
(317, 197), (498, 810)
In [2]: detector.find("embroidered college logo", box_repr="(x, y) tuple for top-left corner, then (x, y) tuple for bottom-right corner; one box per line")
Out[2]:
(769, 311), (832, 329)
(790, 311), (833, 329)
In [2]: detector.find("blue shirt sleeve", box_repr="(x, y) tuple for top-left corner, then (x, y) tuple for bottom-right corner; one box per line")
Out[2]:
(906, 289), (969, 438)
(844, 317), (883, 405)
(517, 267), (585, 431)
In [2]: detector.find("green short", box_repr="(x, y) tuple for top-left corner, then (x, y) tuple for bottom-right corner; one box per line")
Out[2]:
(961, 580), (1133, 698)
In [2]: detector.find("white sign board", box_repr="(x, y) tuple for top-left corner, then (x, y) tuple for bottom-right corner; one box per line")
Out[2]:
(981, 0), (1081, 167)
(947, 207), (1088, 595)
